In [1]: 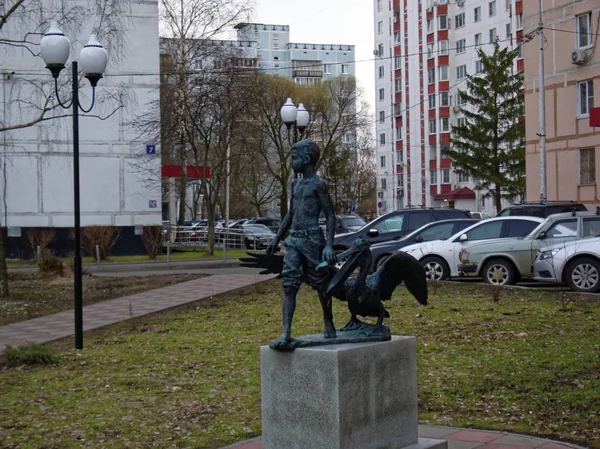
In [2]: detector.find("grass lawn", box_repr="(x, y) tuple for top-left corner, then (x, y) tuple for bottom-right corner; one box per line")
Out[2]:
(0, 281), (598, 449)
(0, 272), (203, 326)
(7, 248), (248, 267)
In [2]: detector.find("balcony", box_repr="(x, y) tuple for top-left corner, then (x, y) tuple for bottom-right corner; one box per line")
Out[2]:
(292, 70), (323, 78)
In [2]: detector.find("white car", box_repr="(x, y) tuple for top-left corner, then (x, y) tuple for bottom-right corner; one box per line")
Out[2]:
(400, 216), (544, 280)
(534, 236), (600, 292)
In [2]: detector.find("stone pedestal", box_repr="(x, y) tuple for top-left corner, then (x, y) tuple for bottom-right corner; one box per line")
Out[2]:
(261, 336), (447, 449)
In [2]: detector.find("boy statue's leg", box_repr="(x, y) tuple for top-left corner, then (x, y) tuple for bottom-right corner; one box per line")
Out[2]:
(269, 285), (299, 349)
(318, 291), (336, 339)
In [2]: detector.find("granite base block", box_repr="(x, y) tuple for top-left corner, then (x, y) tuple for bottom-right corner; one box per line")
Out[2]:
(261, 336), (429, 449)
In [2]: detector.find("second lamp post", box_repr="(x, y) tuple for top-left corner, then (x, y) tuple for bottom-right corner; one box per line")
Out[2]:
(40, 22), (108, 350)
(280, 98), (310, 144)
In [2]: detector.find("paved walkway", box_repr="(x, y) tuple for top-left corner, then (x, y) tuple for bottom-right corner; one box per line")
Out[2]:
(220, 425), (587, 449)
(0, 273), (273, 354)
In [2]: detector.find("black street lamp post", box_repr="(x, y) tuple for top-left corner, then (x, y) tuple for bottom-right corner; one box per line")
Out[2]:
(280, 98), (310, 144)
(40, 22), (108, 349)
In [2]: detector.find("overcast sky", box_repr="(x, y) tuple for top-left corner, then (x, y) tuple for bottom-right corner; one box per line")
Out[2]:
(253, 0), (375, 115)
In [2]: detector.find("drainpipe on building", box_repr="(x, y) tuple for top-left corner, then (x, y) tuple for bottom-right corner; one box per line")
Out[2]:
(538, 0), (547, 203)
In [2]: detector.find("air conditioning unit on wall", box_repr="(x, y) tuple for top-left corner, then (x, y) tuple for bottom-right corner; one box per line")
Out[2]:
(571, 50), (589, 65)
(457, 0), (465, 6)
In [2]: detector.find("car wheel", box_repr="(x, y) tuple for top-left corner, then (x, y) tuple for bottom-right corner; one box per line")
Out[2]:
(565, 257), (600, 293)
(421, 256), (449, 281)
(375, 254), (390, 271)
(482, 258), (517, 286)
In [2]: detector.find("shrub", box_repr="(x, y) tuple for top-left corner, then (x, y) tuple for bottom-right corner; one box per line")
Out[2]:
(141, 226), (163, 259)
(37, 248), (64, 276)
(3, 344), (58, 366)
(81, 226), (120, 261)
(24, 229), (56, 260)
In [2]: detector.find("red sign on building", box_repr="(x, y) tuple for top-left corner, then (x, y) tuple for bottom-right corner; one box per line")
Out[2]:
(161, 165), (211, 179)
(590, 107), (600, 128)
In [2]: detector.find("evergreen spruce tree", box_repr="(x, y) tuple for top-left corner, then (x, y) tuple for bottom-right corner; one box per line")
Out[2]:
(447, 41), (525, 213)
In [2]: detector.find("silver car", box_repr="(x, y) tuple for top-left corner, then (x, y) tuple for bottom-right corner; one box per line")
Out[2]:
(457, 211), (600, 285)
(534, 236), (600, 292)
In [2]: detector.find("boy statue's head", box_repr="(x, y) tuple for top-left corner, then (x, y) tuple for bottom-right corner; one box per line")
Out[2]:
(291, 139), (321, 171)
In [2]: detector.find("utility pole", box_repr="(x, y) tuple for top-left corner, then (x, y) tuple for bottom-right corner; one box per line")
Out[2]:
(538, 0), (547, 203)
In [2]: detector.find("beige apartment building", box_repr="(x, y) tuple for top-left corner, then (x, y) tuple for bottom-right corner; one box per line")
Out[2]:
(524, 0), (600, 207)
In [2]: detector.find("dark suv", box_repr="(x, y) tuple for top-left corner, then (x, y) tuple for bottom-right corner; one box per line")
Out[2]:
(497, 201), (587, 218)
(333, 208), (471, 251)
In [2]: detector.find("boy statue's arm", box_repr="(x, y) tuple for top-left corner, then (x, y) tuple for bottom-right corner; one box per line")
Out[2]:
(317, 180), (337, 265)
(266, 182), (294, 255)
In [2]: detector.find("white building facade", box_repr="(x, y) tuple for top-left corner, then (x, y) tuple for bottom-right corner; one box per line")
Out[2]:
(1, 0), (162, 256)
(374, 0), (523, 216)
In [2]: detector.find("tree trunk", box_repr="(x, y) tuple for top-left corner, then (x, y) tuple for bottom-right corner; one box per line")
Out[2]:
(279, 184), (288, 219)
(178, 178), (187, 225)
(206, 205), (215, 256)
(494, 185), (502, 214)
(0, 233), (9, 298)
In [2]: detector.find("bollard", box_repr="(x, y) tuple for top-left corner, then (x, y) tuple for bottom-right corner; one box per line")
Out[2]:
(36, 245), (41, 260)
(95, 245), (101, 264)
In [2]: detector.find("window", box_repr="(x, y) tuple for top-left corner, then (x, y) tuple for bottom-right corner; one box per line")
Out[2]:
(506, 22), (511, 39)
(489, 0), (496, 17)
(378, 44), (384, 57)
(440, 117), (450, 132)
(456, 64), (467, 79)
(397, 174), (404, 187)
(516, 13), (523, 29)
(419, 222), (455, 241)
(508, 220), (540, 238)
(395, 78), (402, 92)
(397, 150), (403, 163)
(489, 28), (497, 43)
(440, 143), (450, 158)
(439, 65), (448, 81)
(583, 217), (600, 237)
(394, 56), (401, 69)
(456, 39), (466, 54)
(474, 6), (481, 22)
(378, 21), (384, 34)
(505, 0), (511, 9)
(427, 18), (433, 33)
(380, 155), (387, 168)
(394, 102), (402, 116)
(273, 43), (279, 49)
(379, 110), (386, 123)
(381, 178), (387, 190)
(273, 33), (279, 40)
(396, 126), (402, 140)
(373, 213), (405, 234)
(457, 117), (467, 127)
(427, 43), (435, 59)
(545, 219), (578, 238)
(475, 59), (484, 73)
(430, 170), (437, 184)
(342, 64), (349, 74)
(439, 40), (449, 55)
(465, 221), (503, 241)
(379, 66), (384, 78)
(377, 0), (382, 10)
(440, 91), (449, 106)
(458, 172), (469, 182)
(577, 80), (594, 117)
(429, 119), (437, 134)
(379, 88), (385, 101)
(193, 60), (202, 70)
(438, 15), (448, 30)
(475, 33), (482, 48)
(577, 13), (592, 48)
(457, 90), (467, 105)
(428, 68), (435, 84)
(455, 13), (465, 28)
(580, 148), (596, 184)
(394, 31), (401, 43)
(380, 133), (386, 146)
(323, 64), (331, 74)
(442, 169), (450, 183)
(429, 93), (436, 109)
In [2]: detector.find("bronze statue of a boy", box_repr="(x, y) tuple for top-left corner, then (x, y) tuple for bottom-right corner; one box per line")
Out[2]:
(266, 139), (337, 350)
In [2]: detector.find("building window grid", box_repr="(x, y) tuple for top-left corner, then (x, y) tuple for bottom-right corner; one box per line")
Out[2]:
(442, 169), (450, 184)
(489, 1), (496, 17)
(489, 28), (497, 43)
(577, 80), (594, 117)
(427, 43), (435, 59)
(475, 59), (484, 73)
(456, 39), (466, 54)
(380, 133), (386, 146)
(506, 22), (511, 39)
(396, 126), (402, 140)
(440, 117), (450, 132)
(474, 6), (481, 22)
(440, 91), (449, 106)
(475, 33), (482, 48)
(378, 21), (384, 34)
(395, 78), (402, 92)
(379, 110), (386, 123)
(580, 148), (596, 184)
(430, 170), (437, 184)
(439, 40), (449, 55)
(379, 88), (385, 101)
(455, 13), (465, 29)
(429, 93), (436, 109)
(459, 172), (470, 183)
(438, 15), (448, 30)
(439, 65), (449, 81)
(380, 155), (386, 168)
(429, 119), (437, 135)
(428, 67), (435, 84)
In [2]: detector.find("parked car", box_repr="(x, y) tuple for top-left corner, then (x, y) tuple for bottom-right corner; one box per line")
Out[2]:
(497, 201), (587, 218)
(469, 211), (492, 220)
(241, 217), (282, 233)
(457, 211), (600, 285)
(400, 216), (544, 280)
(534, 236), (600, 293)
(240, 224), (279, 250)
(333, 208), (471, 251)
(369, 218), (479, 272)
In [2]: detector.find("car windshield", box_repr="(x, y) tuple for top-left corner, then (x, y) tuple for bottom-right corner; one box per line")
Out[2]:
(341, 217), (366, 227)
(243, 224), (271, 233)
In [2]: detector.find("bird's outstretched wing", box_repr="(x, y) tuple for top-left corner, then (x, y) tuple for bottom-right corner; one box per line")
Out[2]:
(373, 251), (428, 305)
(239, 251), (284, 277)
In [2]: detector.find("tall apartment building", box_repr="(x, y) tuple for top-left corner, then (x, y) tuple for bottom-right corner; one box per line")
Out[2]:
(523, 0), (599, 207)
(374, 0), (523, 216)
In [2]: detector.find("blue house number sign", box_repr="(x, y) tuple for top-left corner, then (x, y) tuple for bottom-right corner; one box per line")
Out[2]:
(146, 144), (156, 154)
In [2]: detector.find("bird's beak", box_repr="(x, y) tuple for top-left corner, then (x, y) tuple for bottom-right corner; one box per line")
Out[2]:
(336, 245), (361, 262)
